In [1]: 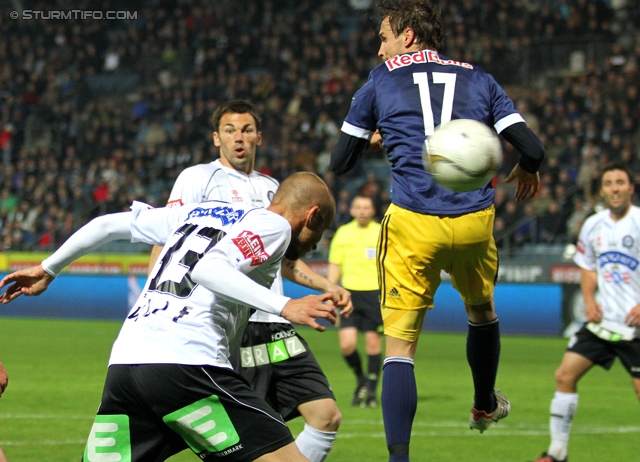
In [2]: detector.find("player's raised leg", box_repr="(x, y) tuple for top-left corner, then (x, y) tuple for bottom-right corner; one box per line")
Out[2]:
(466, 300), (509, 433)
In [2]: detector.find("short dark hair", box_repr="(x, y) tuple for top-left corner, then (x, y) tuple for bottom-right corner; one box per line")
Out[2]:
(376, 0), (444, 51)
(599, 161), (633, 187)
(351, 194), (375, 208)
(211, 100), (262, 132)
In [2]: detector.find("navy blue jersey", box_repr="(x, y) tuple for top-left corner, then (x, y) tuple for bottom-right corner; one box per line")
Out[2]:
(342, 50), (524, 215)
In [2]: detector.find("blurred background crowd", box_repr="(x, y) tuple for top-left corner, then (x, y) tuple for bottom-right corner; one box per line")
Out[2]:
(0, 0), (638, 256)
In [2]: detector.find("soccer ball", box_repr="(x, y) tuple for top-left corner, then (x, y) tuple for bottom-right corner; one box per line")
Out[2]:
(423, 119), (502, 192)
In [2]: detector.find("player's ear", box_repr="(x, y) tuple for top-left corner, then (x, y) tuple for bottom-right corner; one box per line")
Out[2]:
(212, 131), (221, 147)
(256, 131), (262, 146)
(404, 27), (416, 48)
(306, 205), (322, 229)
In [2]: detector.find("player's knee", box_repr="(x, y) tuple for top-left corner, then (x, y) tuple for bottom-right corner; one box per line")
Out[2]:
(319, 403), (342, 431)
(554, 366), (577, 390)
(340, 344), (357, 355)
(301, 399), (342, 431)
(326, 407), (342, 432)
(316, 405), (342, 432)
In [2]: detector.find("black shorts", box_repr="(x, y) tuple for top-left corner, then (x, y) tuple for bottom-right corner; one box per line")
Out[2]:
(83, 364), (293, 461)
(568, 324), (640, 378)
(235, 322), (335, 421)
(340, 289), (383, 333)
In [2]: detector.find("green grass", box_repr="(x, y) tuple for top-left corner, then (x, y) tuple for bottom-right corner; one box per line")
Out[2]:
(0, 317), (638, 461)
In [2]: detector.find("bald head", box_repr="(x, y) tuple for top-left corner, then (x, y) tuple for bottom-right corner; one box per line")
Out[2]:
(271, 172), (336, 228)
(269, 172), (336, 260)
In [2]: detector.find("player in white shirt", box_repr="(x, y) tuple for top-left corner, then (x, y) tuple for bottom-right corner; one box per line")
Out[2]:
(0, 172), (338, 462)
(148, 100), (351, 462)
(532, 162), (640, 462)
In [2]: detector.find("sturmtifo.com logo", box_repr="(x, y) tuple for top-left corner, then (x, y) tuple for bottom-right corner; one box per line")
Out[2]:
(10, 10), (137, 20)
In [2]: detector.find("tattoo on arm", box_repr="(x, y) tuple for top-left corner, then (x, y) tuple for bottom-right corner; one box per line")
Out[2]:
(284, 260), (314, 286)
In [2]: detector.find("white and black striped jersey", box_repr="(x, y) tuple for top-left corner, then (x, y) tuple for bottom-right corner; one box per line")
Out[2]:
(109, 200), (291, 368)
(574, 205), (640, 339)
(166, 160), (287, 324)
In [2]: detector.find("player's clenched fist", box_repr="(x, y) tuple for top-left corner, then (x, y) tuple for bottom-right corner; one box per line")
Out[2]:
(281, 293), (337, 332)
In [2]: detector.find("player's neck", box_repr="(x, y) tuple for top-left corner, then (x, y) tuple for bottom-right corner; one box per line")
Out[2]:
(219, 158), (254, 175)
(609, 204), (631, 222)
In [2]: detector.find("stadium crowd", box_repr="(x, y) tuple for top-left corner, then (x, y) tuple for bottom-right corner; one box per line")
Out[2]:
(0, 0), (638, 253)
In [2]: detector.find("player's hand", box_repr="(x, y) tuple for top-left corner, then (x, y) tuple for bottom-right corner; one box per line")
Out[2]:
(504, 164), (539, 202)
(369, 130), (383, 151)
(584, 299), (603, 323)
(0, 265), (55, 304)
(0, 362), (7, 398)
(326, 284), (354, 318)
(281, 293), (337, 332)
(625, 304), (640, 327)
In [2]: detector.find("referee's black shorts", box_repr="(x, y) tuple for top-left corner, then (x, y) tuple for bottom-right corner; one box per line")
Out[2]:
(340, 289), (383, 332)
(83, 364), (293, 461)
(236, 322), (335, 421)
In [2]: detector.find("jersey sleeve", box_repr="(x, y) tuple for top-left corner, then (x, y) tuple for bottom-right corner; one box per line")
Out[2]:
(201, 210), (290, 275)
(129, 201), (185, 246)
(573, 217), (597, 271)
(486, 74), (526, 134)
(166, 166), (203, 207)
(341, 75), (377, 140)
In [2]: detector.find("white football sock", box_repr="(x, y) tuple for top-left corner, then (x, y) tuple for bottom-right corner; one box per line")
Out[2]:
(295, 423), (337, 462)
(547, 391), (578, 460)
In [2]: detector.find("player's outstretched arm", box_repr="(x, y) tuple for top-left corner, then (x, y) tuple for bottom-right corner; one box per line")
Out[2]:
(282, 258), (354, 317)
(193, 256), (337, 330)
(281, 293), (337, 332)
(0, 265), (55, 304)
(0, 213), (135, 305)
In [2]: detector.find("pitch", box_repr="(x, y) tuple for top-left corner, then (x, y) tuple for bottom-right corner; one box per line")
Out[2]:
(0, 317), (637, 461)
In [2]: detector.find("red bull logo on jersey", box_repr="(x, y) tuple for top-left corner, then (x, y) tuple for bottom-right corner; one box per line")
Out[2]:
(385, 50), (473, 71)
(232, 230), (270, 266)
(187, 206), (244, 225)
(597, 251), (639, 271)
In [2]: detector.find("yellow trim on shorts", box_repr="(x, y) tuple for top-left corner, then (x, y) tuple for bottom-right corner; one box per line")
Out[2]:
(381, 306), (427, 343)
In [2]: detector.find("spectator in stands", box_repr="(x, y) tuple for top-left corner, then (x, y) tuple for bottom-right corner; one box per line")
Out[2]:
(565, 196), (593, 243)
(539, 200), (568, 243)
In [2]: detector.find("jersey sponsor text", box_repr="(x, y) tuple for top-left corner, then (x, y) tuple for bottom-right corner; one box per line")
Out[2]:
(187, 206), (245, 225)
(232, 231), (270, 266)
(385, 50), (473, 71)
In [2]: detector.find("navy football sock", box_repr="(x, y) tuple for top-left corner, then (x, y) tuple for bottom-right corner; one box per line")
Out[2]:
(382, 357), (416, 462)
(467, 318), (500, 412)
